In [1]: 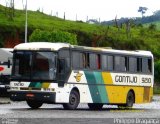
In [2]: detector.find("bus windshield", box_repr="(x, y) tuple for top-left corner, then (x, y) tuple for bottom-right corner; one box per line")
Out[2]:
(12, 51), (57, 81)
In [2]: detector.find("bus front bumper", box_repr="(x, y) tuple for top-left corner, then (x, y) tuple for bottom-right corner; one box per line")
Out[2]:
(10, 91), (56, 103)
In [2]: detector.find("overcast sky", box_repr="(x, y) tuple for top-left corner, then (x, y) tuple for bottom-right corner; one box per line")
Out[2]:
(0, 0), (160, 21)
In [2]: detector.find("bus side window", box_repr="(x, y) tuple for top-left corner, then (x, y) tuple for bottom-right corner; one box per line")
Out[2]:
(82, 53), (90, 68)
(108, 55), (114, 71)
(120, 56), (126, 72)
(142, 58), (150, 73)
(89, 53), (96, 69)
(97, 54), (101, 69)
(82, 53), (86, 68)
(72, 51), (83, 69)
(114, 56), (121, 71)
(125, 57), (129, 71)
(148, 58), (152, 73)
(86, 53), (90, 68)
(101, 55), (107, 70)
(137, 58), (142, 72)
(129, 57), (137, 72)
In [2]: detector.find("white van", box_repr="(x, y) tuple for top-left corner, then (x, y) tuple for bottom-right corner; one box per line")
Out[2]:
(0, 48), (13, 94)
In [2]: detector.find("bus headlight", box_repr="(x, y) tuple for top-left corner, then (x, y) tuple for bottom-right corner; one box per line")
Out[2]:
(10, 87), (19, 90)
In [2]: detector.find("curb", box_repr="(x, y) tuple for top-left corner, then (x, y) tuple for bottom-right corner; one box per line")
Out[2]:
(0, 101), (11, 104)
(0, 97), (11, 104)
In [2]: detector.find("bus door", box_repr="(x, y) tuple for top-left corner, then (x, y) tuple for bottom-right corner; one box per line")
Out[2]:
(57, 49), (71, 87)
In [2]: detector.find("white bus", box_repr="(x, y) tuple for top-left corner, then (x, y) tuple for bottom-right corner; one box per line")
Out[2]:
(10, 42), (154, 110)
(0, 48), (13, 94)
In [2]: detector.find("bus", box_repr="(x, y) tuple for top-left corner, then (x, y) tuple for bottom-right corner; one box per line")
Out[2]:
(0, 48), (13, 95)
(9, 42), (154, 110)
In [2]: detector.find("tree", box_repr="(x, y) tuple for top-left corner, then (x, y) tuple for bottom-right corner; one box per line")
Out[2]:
(125, 19), (131, 39)
(138, 6), (148, 17)
(12, 0), (14, 16)
(154, 60), (160, 83)
(29, 29), (77, 45)
(22, 0), (25, 10)
(5, 0), (15, 20)
(148, 24), (156, 32)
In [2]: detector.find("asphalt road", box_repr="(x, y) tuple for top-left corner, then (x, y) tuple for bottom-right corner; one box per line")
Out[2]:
(0, 96), (160, 124)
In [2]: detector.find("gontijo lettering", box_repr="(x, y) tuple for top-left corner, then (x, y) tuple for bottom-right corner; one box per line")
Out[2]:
(115, 75), (137, 83)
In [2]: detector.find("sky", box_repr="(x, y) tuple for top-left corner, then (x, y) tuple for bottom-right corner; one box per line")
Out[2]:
(0, 0), (160, 21)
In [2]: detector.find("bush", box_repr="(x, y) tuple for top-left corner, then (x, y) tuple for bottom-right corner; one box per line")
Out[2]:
(0, 35), (4, 47)
(154, 60), (160, 83)
(29, 29), (77, 45)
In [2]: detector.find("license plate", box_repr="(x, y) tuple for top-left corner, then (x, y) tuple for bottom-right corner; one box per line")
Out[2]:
(26, 93), (34, 97)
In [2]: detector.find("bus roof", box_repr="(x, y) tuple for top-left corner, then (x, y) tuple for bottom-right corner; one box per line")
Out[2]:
(14, 42), (153, 57)
(14, 42), (70, 51)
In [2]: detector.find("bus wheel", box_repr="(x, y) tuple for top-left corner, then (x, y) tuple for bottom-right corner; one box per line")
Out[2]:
(125, 91), (134, 108)
(88, 103), (103, 110)
(118, 91), (134, 109)
(63, 90), (80, 110)
(26, 100), (43, 109)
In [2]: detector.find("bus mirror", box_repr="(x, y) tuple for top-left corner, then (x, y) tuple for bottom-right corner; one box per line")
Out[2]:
(7, 59), (11, 68)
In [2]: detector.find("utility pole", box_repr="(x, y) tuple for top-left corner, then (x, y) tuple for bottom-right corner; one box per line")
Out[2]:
(76, 14), (77, 21)
(64, 12), (65, 20)
(86, 16), (88, 22)
(25, 0), (27, 43)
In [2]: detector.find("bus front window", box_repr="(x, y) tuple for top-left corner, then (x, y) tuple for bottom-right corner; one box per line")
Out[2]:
(12, 51), (57, 81)
(32, 52), (57, 80)
(13, 51), (32, 80)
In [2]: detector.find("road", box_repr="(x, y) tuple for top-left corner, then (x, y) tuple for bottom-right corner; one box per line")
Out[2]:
(0, 96), (160, 124)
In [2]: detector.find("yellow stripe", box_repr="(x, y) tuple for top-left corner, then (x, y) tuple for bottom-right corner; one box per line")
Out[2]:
(102, 72), (152, 104)
(102, 72), (113, 84)
(105, 85), (152, 104)
(102, 72), (114, 103)
(42, 82), (50, 88)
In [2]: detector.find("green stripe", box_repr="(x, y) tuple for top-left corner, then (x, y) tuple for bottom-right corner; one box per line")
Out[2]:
(85, 71), (109, 103)
(29, 82), (41, 87)
(84, 71), (101, 103)
(29, 82), (36, 87)
(94, 72), (108, 103)
(35, 82), (42, 88)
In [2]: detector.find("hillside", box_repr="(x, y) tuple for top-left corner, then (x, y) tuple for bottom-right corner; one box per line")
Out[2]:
(1, 4), (160, 50)
(0, 4), (160, 58)
(101, 12), (160, 31)
(0, 4), (110, 47)
(144, 21), (160, 30)
(1, 5), (160, 85)
(0, 4), (104, 33)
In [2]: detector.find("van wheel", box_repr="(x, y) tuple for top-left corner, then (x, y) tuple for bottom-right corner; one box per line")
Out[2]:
(63, 90), (80, 110)
(88, 103), (103, 110)
(26, 100), (43, 109)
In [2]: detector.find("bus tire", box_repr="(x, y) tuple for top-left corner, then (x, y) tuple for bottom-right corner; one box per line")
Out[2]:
(88, 103), (103, 110)
(63, 90), (80, 110)
(125, 91), (134, 108)
(118, 91), (134, 109)
(26, 100), (43, 109)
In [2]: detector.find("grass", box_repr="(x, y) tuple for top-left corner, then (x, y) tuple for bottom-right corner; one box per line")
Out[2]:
(1, 5), (160, 58)
(154, 86), (160, 94)
(0, 4), (106, 34)
(144, 21), (160, 30)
